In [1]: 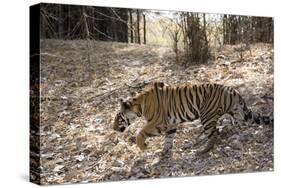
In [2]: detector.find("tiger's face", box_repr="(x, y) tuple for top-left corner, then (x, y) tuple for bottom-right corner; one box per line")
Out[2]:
(113, 97), (142, 132)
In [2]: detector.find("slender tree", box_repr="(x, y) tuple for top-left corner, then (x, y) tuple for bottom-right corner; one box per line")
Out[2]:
(129, 9), (134, 43)
(143, 13), (146, 44)
(136, 10), (141, 44)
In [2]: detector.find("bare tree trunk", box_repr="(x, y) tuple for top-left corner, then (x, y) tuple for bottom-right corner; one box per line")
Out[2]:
(136, 10), (141, 44)
(58, 4), (63, 39)
(143, 13), (146, 44)
(111, 13), (118, 41)
(203, 13), (208, 43)
(129, 10), (134, 43)
(269, 18), (273, 43)
(223, 15), (226, 44)
(82, 7), (91, 65)
(67, 5), (71, 39)
(237, 16), (241, 43)
(41, 8), (46, 39)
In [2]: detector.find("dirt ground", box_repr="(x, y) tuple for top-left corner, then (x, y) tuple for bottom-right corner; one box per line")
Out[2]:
(37, 40), (273, 185)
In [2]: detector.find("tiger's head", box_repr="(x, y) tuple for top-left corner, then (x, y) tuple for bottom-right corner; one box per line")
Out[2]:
(113, 82), (165, 132)
(113, 96), (143, 132)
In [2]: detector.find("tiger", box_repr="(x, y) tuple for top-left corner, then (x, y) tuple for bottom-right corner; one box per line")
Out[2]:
(113, 82), (273, 154)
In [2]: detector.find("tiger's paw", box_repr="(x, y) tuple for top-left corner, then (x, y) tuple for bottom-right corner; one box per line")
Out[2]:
(137, 141), (147, 151)
(160, 148), (172, 158)
(136, 133), (147, 151)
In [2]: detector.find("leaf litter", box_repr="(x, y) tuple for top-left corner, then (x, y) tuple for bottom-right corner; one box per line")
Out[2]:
(38, 40), (273, 184)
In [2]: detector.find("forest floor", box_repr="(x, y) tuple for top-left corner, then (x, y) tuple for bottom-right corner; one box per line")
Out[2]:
(38, 40), (273, 185)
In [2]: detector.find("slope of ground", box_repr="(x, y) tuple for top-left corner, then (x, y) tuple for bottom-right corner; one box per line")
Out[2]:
(37, 40), (273, 185)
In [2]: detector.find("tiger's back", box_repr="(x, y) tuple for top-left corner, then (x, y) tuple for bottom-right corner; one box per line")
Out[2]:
(155, 84), (242, 125)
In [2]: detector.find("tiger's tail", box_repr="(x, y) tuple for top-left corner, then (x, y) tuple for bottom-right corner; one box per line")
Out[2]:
(234, 93), (273, 125)
(245, 110), (273, 125)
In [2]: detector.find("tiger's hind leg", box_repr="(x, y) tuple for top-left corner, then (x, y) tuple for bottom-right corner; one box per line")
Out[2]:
(195, 113), (222, 155)
(196, 127), (219, 155)
(161, 128), (177, 157)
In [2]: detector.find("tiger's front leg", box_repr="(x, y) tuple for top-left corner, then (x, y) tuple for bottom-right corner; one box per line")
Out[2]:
(136, 123), (164, 151)
(136, 131), (147, 151)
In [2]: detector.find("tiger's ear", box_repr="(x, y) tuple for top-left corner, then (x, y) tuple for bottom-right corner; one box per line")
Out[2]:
(118, 98), (124, 104)
(157, 82), (165, 88)
(153, 82), (166, 91)
(154, 81), (167, 88)
(119, 98), (130, 109)
(118, 98), (125, 109)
